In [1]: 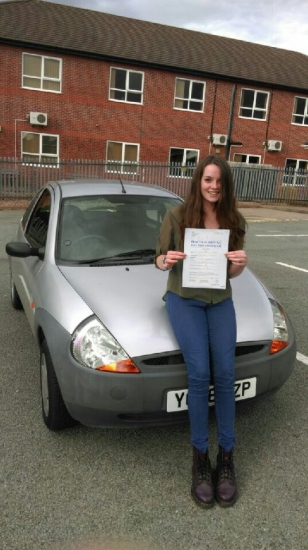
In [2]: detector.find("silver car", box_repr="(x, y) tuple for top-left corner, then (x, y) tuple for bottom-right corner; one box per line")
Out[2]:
(6, 179), (296, 430)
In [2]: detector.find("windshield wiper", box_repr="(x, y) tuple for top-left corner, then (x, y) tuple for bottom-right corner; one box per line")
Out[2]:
(90, 248), (156, 265)
(113, 248), (156, 258)
(66, 249), (155, 266)
(64, 249), (156, 266)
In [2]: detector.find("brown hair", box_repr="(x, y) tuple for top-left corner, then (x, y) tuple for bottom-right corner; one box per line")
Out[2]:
(180, 155), (246, 250)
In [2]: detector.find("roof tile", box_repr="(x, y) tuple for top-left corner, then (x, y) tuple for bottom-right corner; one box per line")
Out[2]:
(1, 0), (308, 91)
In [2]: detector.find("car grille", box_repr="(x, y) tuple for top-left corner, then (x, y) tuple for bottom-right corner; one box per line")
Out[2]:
(143, 354), (184, 365)
(142, 344), (265, 366)
(235, 344), (264, 356)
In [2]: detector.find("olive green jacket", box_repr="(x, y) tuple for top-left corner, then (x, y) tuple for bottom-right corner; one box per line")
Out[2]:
(156, 205), (246, 304)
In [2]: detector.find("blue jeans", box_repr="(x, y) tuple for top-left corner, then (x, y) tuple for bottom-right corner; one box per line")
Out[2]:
(166, 292), (236, 453)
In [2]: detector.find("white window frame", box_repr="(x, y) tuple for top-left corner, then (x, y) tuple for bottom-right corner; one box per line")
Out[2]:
(22, 53), (62, 93)
(106, 140), (140, 174)
(283, 158), (308, 186)
(239, 88), (269, 120)
(169, 147), (199, 177)
(233, 153), (261, 164)
(291, 96), (308, 126)
(109, 67), (144, 104)
(174, 78), (205, 112)
(21, 132), (59, 165)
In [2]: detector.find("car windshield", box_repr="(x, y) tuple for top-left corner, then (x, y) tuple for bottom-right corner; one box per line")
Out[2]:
(57, 194), (182, 263)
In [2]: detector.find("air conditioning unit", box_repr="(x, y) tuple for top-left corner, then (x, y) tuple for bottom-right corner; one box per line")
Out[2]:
(212, 134), (228, 146)
(267, 140), (282, 152)
(29, 112), (48, 126)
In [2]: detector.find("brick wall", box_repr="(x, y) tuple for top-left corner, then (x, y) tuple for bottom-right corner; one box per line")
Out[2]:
(0, 44), (307, 167)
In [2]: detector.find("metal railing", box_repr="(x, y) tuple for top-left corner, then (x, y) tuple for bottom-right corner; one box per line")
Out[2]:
(1, 158), (307, 204)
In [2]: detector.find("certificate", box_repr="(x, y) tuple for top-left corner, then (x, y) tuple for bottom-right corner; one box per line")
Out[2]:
(182, 228), (230, 289)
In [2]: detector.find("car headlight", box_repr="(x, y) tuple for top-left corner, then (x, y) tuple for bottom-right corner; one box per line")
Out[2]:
(269, 299), (289, 354)
(71, 316), (140, 373)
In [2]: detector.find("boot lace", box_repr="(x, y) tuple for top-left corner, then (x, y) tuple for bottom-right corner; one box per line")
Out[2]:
(219, 460), (235, 482)
(198, 456), (211, 483)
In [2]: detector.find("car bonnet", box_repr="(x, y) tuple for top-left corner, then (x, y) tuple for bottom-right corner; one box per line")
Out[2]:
(59, 264), (274, 358)
(59, 263), (178, 357)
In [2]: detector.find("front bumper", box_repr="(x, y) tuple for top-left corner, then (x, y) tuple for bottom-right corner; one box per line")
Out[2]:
(37, 311), (297, 428)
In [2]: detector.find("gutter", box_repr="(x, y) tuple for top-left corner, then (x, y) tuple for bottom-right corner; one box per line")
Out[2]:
(1, 37), (307, 94)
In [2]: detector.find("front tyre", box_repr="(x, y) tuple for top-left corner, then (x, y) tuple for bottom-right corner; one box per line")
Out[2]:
(11, 278), (23, 310)
(40, 340), (78, 430)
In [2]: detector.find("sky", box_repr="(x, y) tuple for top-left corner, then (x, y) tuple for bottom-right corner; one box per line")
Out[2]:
(46, 0), (308, 55)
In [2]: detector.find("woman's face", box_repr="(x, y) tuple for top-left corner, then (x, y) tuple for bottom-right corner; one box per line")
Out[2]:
(200, 163), (221, 205)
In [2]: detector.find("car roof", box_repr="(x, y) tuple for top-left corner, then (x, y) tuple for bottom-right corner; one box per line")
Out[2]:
(49, 179), (179, 199)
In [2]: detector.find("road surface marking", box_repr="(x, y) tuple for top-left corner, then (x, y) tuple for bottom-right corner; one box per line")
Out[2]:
(297, 352), (308, 366)
(246, 218), (308, 222)
(247, 219), (282, 222)
(276, 262), (308, 273)
(256, 234), (308, 237)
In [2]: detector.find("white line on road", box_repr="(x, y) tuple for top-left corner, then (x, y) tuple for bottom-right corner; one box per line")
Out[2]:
(247, 218), (308, 223)
(255, 234), (308, 237)
(297, 352), (308, 366)
(275, 262), (308, 273)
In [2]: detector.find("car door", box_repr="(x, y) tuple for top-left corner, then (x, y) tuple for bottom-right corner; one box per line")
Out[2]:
(14, 189), (52, 333)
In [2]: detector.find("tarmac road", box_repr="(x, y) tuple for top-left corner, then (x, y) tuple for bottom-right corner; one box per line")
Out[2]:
(1, 208), (308, 550)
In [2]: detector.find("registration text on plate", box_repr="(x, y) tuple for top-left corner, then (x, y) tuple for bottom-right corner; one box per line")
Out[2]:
(167, 377), (257, 413)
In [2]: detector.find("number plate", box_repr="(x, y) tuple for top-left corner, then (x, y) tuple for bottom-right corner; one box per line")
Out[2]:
(167, 377), (257, 412)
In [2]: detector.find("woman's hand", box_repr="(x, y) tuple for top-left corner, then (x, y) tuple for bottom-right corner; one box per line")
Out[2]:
(156, 251), (186, 271)
(225, 250), (247, 267)
(225, 250), (247, 278)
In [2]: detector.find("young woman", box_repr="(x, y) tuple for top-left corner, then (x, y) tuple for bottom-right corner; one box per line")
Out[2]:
(155, 155), (247, 508)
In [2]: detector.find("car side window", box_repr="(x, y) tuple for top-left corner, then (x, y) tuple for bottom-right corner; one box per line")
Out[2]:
(25, 190), (51, 247)
(21, 194), (42, 231)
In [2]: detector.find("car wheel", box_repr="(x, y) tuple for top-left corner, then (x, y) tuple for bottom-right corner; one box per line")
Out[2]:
(40, 339), (78, 430)
(11, 278), (23, 310)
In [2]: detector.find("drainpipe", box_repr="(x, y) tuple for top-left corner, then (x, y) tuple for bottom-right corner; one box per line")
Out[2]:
(209, 80), (218, 154)
(226, 85), (237, 160)
(263, 90), (273, 164)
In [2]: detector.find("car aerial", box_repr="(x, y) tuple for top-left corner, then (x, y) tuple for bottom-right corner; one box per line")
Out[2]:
(6, 179), (296, 430)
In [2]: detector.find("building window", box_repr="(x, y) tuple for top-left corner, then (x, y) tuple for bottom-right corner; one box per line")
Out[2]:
(233, 154), (261, 164)
(292, 97), (308, 125)
(239, 89), (269, 120)
(109, 68), (144, 103)
(106, 141), (139, 173)
(284, 159), (308, 185)
(22, 53), (62, 92)
(169, 148), (199, 177)
(174, 79), (205, 111)
(21, 132), (59, 164)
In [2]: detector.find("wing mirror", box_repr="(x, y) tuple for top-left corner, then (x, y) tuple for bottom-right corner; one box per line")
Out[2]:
(6, 242), (45, 260)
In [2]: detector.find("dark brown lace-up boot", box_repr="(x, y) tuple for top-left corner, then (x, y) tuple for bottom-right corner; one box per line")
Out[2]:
(215, 446), (238, 507)
(191, 446), (215, 508)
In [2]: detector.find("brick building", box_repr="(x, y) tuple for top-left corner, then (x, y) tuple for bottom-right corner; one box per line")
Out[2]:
(0, 0), (308, 176)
